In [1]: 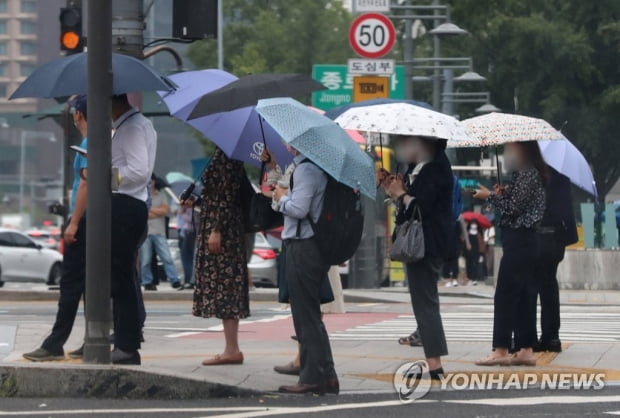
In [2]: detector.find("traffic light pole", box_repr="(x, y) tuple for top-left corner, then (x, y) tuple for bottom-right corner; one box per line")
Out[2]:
(83, 0), (112, 364)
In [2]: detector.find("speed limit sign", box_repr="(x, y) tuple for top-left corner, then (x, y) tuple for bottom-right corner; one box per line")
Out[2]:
(349, 13), (396, 59)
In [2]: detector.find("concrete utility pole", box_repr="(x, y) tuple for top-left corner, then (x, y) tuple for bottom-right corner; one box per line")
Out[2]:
(84, 0), (113, 363)
(112, 0), (145, 59)
(431, 0), (441, 109)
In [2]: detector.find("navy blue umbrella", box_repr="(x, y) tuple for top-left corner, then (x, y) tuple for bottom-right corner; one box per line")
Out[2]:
(324, 98), (432, 120)
(10, 52), (176, 99)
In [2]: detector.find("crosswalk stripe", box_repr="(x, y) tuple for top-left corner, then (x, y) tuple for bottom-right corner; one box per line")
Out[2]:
(330, 313), (620, 342)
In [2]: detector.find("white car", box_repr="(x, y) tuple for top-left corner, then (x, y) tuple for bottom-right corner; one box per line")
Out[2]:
(0, 228), (63, 286)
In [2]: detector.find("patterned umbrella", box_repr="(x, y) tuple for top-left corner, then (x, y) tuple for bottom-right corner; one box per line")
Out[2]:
(450, 112), (563, 147)
(334, 102), (472, 142)
(256, 98), (376, 200)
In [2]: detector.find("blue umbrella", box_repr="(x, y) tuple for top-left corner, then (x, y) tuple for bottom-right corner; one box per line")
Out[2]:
(256, 98), (376, 200)
(538, 134), (597, 198)
(10, 52), (175, 99)
(324, 98), (432, 120)
(159, 69), (292, 170)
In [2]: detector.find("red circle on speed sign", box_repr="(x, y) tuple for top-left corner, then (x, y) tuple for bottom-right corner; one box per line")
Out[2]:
(349, 13), (396, 59)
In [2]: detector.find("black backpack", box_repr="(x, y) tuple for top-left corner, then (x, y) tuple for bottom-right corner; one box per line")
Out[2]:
(294, 160), (364, 266)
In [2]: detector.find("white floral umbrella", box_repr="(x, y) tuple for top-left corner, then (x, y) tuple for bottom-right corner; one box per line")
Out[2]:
(449, 112), (563, 148)
(334, 102), (472, 142)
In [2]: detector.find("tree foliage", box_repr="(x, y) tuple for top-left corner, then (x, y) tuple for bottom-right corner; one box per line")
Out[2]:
(448, 0), (620, 198)
(187, 0), (352, 75)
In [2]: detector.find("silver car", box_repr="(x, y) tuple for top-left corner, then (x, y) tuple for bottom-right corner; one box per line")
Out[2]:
(248, 232), (280, 288)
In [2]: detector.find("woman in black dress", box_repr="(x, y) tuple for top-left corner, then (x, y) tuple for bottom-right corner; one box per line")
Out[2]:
(474, 141), (547, 366)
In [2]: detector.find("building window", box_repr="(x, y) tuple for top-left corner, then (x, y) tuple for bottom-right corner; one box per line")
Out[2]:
(0, 20), (6, 35)
(20, 63), (34, 77)
(20, 0), (37, 13)
(0, 1), (7, 14)
(0, 42), (7, 56)
(0, 83), (7, 97)
(0, 63), (7, 77)
(20, 20), (36, 34)
(20, 41), (36, 56)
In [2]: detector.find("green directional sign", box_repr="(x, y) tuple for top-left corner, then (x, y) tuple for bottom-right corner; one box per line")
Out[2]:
(312, 64), (405, 111)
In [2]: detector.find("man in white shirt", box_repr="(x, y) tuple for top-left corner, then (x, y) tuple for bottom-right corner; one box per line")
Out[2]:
(109, 94), (157, 365)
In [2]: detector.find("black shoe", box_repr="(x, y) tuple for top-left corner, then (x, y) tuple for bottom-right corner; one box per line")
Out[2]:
(409, 367), (444, 381)
(0, 280), (4, 288)
(111, 348), (141, 365)
(68, 345), (84, 359)
(144, 284), (157, 291)
(178, 283), (194, 291)
(171, 281), (182, 289)
(534, 339), (562, 353)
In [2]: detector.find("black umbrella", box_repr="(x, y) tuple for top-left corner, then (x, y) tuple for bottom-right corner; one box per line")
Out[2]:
(10, 52), (176, 99)
(188, 73), (326, 120)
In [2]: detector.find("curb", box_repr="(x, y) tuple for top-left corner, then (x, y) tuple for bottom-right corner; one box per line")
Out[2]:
(0, 289), (493, 303)
(0, 364), (260, 399)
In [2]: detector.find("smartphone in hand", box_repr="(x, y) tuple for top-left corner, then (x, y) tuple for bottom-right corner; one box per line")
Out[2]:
(69, 145), (87, 156)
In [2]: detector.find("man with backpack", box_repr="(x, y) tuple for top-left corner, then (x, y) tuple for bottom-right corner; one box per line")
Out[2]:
(273, 146), (340, 395)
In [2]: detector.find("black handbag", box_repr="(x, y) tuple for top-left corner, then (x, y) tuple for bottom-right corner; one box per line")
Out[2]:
(240, 168), (284, 233)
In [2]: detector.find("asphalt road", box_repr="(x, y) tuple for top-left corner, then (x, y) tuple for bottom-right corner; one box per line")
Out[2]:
(0, 388), (619, 417)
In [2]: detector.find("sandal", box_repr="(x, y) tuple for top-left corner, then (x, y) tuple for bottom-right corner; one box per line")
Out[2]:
(201, 352), (244, 366)
(511, 354), (537, 366)
(398, 332), (420, 346)
(475, 354), (512, 366)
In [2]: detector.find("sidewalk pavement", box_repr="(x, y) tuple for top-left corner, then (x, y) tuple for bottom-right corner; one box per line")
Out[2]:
(2, 281), (620, 305)
(1, 284), (619, 399)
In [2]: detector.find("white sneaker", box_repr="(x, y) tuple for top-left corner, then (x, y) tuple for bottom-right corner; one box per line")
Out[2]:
(451, 280), (459, 287)
(470, 280), (478, 286)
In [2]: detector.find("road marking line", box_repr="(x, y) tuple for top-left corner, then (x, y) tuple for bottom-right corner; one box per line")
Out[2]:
(443, 395), (620, 406)
(605, 411), (620, 415)
(204, 400), (432, 418)
(0, 407), (273, 416)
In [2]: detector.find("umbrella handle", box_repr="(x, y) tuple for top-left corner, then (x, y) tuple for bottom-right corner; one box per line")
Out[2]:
(495, 146), (502, 186)
(258, 114), (268, 187)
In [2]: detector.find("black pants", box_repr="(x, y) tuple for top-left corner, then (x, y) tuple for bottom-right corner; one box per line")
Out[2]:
(406, 257), (448, 358)
(493, 228), (539, 349)
(111, 194), (147, 352)
(286, 238), (336, 385)
(536, 233), (565, 342)
(42, 217), (86, 354)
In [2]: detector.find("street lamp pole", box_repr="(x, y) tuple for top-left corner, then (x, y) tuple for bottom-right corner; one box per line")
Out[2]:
(84, 0), (112, 364)
(403, 0), (413, 100)
(217, 0), (224, 70)
(431, 0), (441, 109)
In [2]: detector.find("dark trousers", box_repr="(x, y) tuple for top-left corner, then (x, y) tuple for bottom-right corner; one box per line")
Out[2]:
(111, 194), (147, 352)
(536, 233), (565, 342)
(406, 257), (448, 358)
(42, 217), (86, 354)
(493, 228), (539, 349)
(286, 238), (336, 385)
(179, 230), (196, 285)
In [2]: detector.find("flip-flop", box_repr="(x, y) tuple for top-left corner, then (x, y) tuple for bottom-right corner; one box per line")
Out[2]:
(201, 353), (244, 366)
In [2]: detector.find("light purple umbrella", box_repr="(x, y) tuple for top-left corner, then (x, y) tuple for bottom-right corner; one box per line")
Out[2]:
(538, 134), (597, 197)
(159, 69), (292, 170)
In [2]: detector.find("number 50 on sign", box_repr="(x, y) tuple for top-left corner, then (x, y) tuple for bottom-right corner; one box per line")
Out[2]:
(349, 13), (396, 59)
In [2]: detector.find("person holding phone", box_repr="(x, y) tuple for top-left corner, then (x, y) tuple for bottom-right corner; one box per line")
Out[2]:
(23, 95), (89, 361)
(378, 135), (453, 380)
(473, 141), (547, 366)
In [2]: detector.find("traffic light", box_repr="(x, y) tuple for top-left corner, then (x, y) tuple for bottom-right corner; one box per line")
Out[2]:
(173, 0), (218, 40)
(60, 6), (83, 53)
